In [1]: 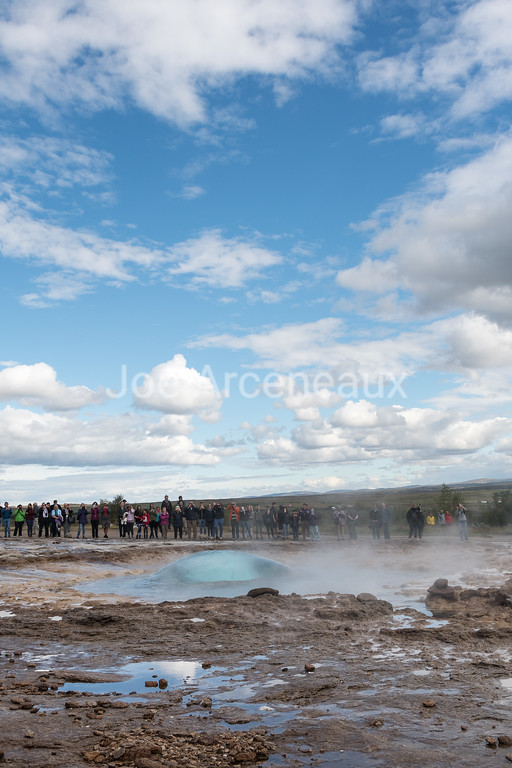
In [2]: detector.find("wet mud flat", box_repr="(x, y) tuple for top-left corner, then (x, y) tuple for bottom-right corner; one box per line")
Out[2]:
(1, 538), (512, 767)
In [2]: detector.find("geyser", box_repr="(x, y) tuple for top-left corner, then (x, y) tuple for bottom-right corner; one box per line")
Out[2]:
(159, 550), (290, 585)
(80, 549), (292, 601)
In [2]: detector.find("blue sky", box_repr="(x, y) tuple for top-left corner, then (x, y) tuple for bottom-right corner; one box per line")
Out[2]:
(2, 0), (512, 502)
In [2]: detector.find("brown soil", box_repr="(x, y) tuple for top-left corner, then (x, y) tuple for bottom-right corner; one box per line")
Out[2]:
(1, 536), (512, 767)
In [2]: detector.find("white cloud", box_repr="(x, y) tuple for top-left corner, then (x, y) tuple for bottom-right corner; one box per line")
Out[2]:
(0, 136), (113, 192)
(0, 406), (219, 467)
(179, 185), (205, 200)
(132, 354), (223, 422)
(358, 0), (512, 121)
(0, 188), (164, 282)
(339, 135), (512, 320)
(0, 0), (358, 125)
(302, 475), (347, 491)
(379, 113), (426, 140)
(0, 362), (104, 410)
(0, 186), (285, 300)
(194, 318), (345, 369)
(166, 229), (282, 289)
(257, 402), (512, 467)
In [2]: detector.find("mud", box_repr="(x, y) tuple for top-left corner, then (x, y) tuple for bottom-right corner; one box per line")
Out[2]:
(1, 536), (512, 767)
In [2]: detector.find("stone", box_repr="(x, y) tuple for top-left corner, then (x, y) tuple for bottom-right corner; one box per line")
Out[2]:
(499, 735), (512, 747)
(158, 678), (168, 689)
(247, 587), (279, 598)
(423, 700), (436, 708)
(144, 680), (158, 688)
(304, 664), (315, 673)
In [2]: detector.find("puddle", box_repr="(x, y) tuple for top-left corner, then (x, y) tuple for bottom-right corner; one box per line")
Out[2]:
(0, 610), (16, 618)
(60, 660), (208, 695)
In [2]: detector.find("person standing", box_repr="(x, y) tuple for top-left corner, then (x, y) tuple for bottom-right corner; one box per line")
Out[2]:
(291, 509), (300, 540)
(117, 500), (126, 538)
(100, 501), (111, 538)
(407, 503), (423, 539)
(38, 503), (50, 538)
(149, 505), (159, 538)
(228, 502), (240, 540)
(25, 503), (35, 538)
(159, 505), (169, 539)
(13, 505), (25, 537)
(456, 503), (469, 541)
(380, 503), (391, 540)
(212, 501), (225, 540)
(204, 503), (214, 539)
(281, 507), (290, 540)
(309, 507), (321, 541)
(198, 502), (207, 537)
(369, 504), (382, 540)
(172, 504), (184, 539)
(347, 509), (358, 540)
(185, 501), (198, 540)
(50, 503), (62, 537)
(264, 506), (275, 539)
(77, 503), (88, 538)
(62, 503), (73, 538)
(299, 504), (310, 540)
(253, 506), (264, 540)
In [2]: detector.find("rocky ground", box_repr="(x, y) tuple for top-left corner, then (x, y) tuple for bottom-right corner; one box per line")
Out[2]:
(1, 535), (512, 767)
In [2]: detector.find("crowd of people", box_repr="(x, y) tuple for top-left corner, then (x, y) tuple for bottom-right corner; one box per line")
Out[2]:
(1, 497), (469, 542)
(0, 498), (327, 542)
(406, 502), (469, 541)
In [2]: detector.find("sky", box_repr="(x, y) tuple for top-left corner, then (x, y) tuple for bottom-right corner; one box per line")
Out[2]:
(1, 0), (512, 503)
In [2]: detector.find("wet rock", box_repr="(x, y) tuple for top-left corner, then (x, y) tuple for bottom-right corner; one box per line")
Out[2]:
(211, 706), (254, 724)
(485, 736), (498, 748)
(110, 746), (125, 759)
(356, 592), (378, 603)
(24, 730), (35, 739)
(423, 700), (436, 708)
(158, 678), (168, 689)
(499, 735), (512, 747)
(247, 587), (279, 598)
(200, 697), (212, 708)
(427, 580), (457, 600)
(305, 663), (315, 673)
(506, 753), (512, 762)
(144, 680), (158, 688)
(201, 662), (212, 669)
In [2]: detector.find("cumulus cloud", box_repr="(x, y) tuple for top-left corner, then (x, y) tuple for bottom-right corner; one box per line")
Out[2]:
(257, 402), (512, 467)
(0, 362), (105, 410)
(0, 407), (219, 467)
(338, 136), (512, 320)
(358, 0), (512, 121)
(0, 0), (358, 125)
(132, 354), (223, 422)
(166, 229), (282, 289)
